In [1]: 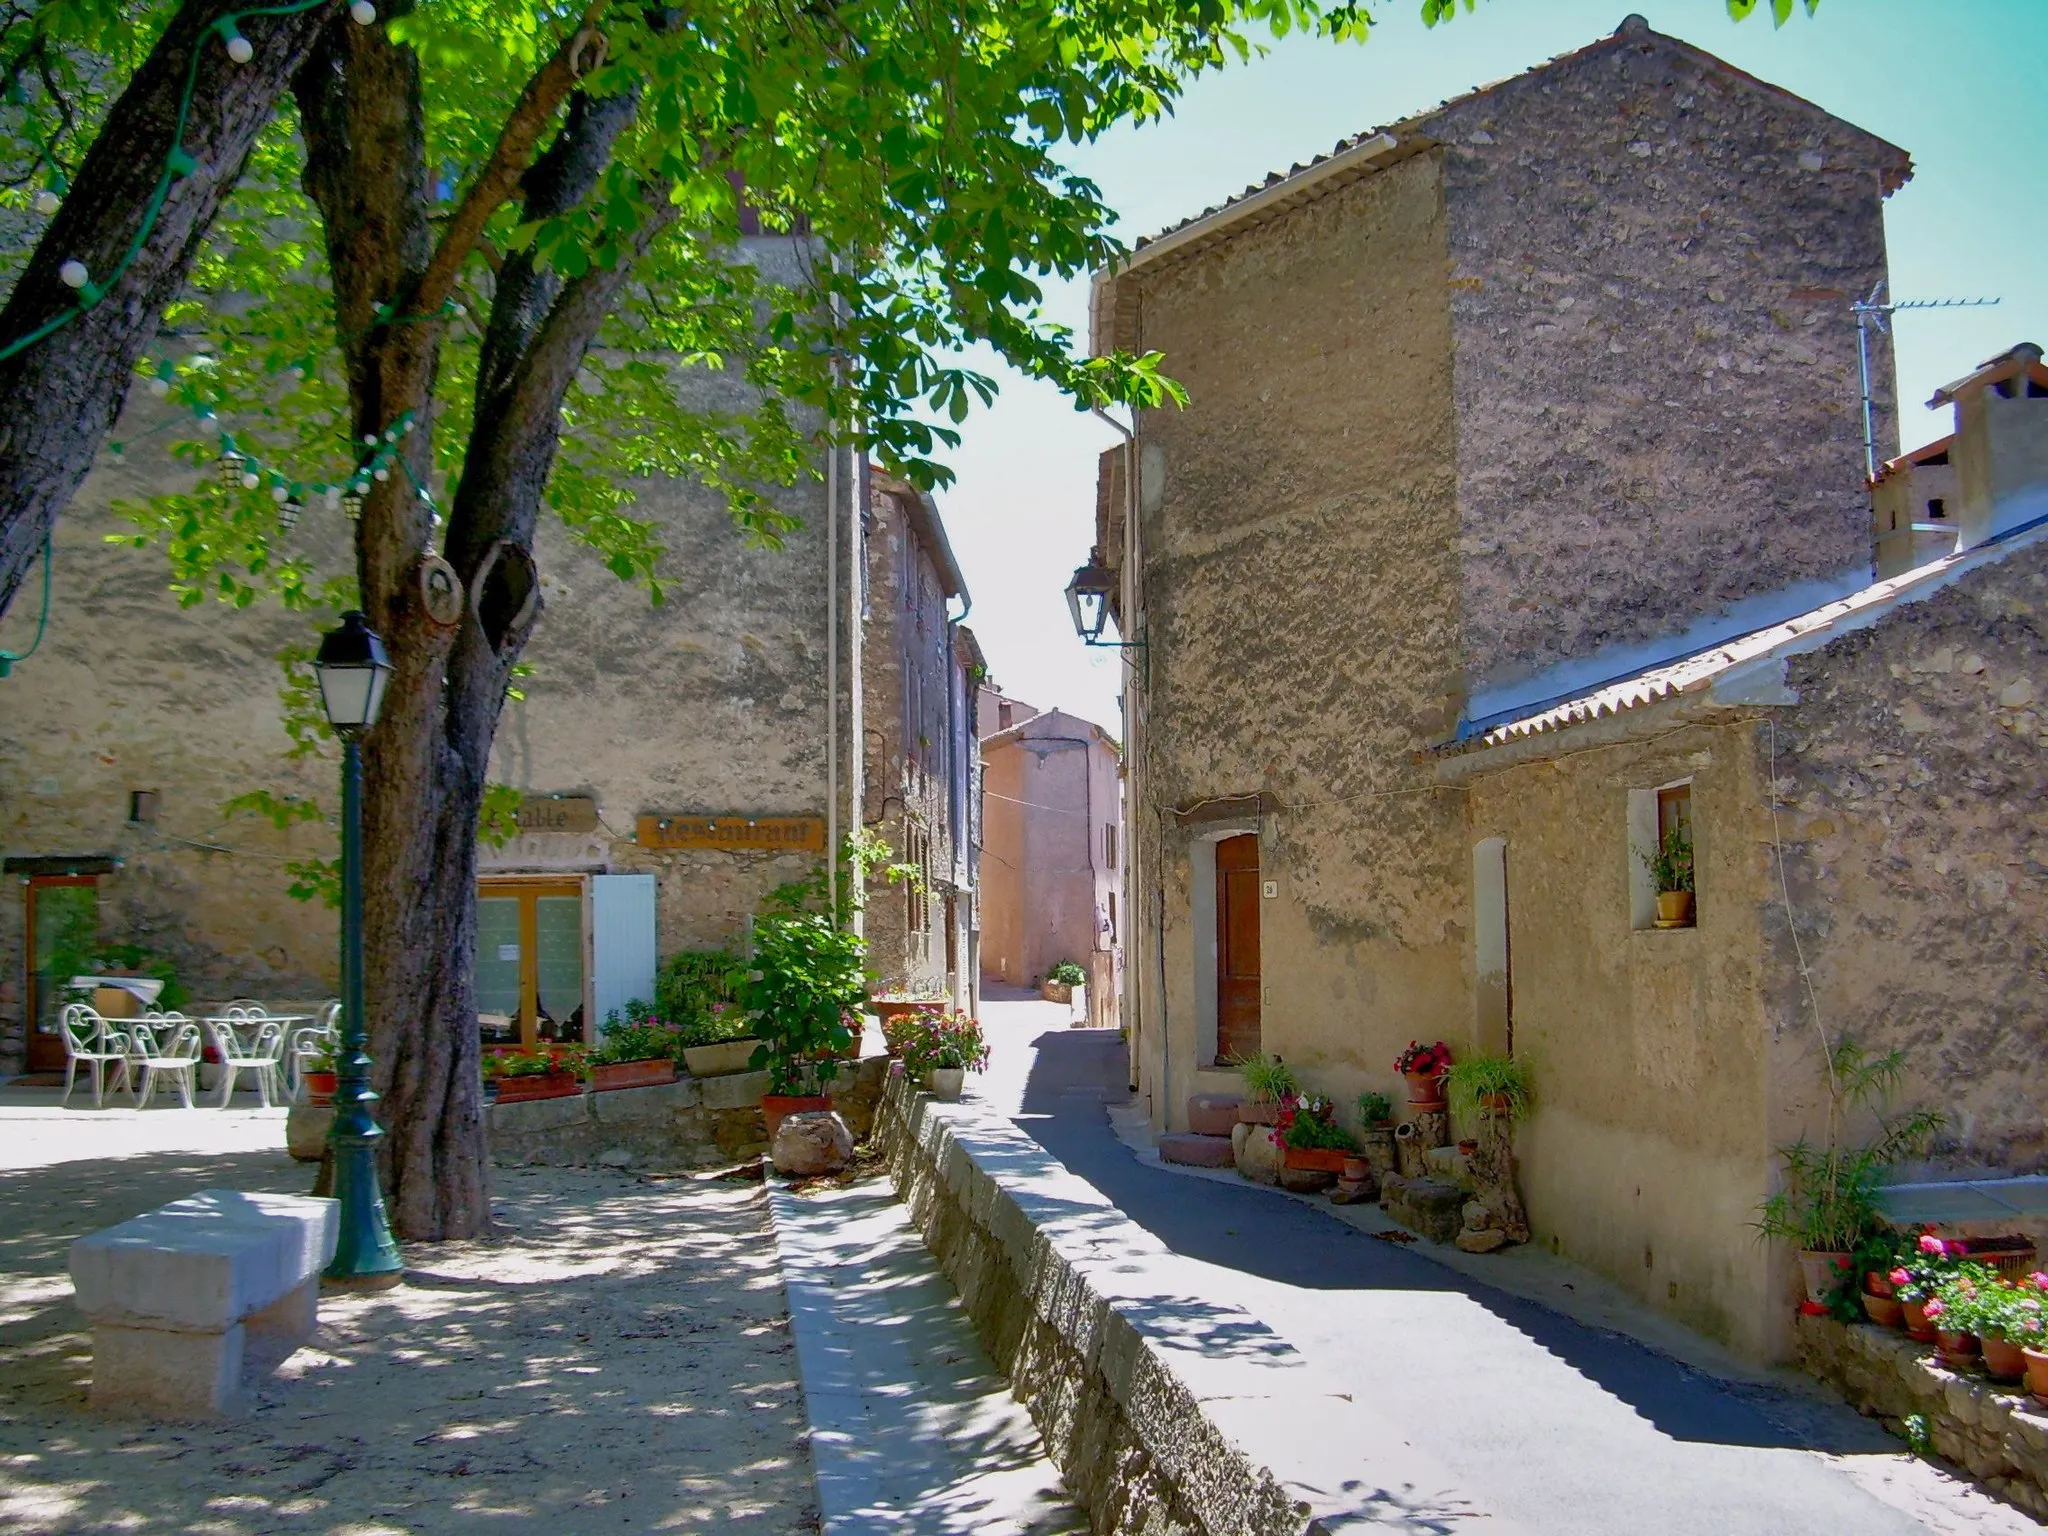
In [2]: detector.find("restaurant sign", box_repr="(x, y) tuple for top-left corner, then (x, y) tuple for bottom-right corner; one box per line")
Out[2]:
(636, 814), (827, 853)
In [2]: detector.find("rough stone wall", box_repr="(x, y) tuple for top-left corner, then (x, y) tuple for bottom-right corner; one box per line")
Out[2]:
(1462, 715), (1782, 1359)
(1123, 151), (1470, 1128)
(1764, 534), (2048, 1177)
(1426, 24), (1904, 698)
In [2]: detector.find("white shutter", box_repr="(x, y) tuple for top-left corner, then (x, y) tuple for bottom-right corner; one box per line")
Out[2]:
(590, 874), (658, 1033)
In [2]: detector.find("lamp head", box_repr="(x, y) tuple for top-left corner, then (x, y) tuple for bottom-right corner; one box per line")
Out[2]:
(1064, 561), (1116, 645)
(314, 610), (393, 731)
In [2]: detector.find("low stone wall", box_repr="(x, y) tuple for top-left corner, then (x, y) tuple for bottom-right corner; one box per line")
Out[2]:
(1798, 1315), (2048, 1519)
(876, 1076), (1426, 1536)
(486, 1055), (892, 1170)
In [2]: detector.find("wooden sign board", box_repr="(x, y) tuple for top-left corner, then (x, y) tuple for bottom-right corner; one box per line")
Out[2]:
(515, 795), (599, 835)
(636, 815), (826, 853)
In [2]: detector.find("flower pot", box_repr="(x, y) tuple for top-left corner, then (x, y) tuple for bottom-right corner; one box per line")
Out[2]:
(1281, 1145), (1350, 1174)
(1341, 1154), (1371, 1183)
(1796, 1249), (1853, 1307)
(2023, 1346), (2048, 1403)
(1864, 1269), (1895, 1299)
(303, 1070), (338, 1108)
(1238, 1100), (1281, 1126)
(1040, 980), (1074, 1005)
(495, 1071), (581, 1103)
(1981, 1331), (2029, 1383)
(762, 1093), (832, 1141)
(1404, 1071), (1445, 1110)
(590, 1058), (676, 1093)
(837, 1018), (866, 1062)
(1457, 1138), (1479, 1156)
(683, 1040), (762, 1078)
(925, 1067), (966, 1101)
(1654, 891), (1695, 928)
(1936, 1329), (1981, 1370)
(1861, 1292), (1905, 1330)
(1903, 1299), (1938, 1342)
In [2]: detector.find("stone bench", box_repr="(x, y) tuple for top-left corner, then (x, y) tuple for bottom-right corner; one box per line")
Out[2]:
(69, 1189), (338, 1419)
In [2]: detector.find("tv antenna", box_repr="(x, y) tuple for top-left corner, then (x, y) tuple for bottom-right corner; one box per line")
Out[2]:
(1854, 280), (2001, 480)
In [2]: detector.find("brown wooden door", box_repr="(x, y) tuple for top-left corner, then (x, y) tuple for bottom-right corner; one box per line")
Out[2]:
(1215, 834), (1261, 1064)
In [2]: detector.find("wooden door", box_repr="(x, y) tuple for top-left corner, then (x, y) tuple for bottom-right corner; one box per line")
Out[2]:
(25, 876), (98, 1072)
(1215, 834), (1261, 1064)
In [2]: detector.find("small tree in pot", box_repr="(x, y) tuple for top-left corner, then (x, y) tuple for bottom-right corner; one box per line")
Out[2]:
(1643, 826), (1696, 927)
(743, 875), (869, 1140)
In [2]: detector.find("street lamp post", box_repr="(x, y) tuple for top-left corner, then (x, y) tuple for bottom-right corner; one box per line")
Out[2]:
(313, 610), (404, 1288)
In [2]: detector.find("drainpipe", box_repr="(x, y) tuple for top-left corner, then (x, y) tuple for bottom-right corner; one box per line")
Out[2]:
(826, 436), (840, 922)
(946, 590), (971, 1008)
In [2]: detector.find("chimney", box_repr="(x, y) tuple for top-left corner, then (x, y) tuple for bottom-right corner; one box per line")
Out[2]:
(1928, 342), (2048, 551)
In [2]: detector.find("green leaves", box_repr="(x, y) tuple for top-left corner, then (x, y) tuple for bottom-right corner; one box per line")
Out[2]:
(1726, 0), (1821, 23)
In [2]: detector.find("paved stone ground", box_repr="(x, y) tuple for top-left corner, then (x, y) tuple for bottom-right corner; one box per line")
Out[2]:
(971, 987), (2039, 1536)
(769, 1170), (1087, 1535)
(0, 1102), (818, 1534)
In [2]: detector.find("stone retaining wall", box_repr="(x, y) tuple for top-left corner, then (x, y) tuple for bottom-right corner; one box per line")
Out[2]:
(877, 1076), (1416, 1536)
(1798, 1315), (2048, 1519)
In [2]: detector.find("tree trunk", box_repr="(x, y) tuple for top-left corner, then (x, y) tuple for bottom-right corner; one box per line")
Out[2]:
(0, 0), (339, 619)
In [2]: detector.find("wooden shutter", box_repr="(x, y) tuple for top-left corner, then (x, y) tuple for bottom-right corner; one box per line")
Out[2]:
(590, 874), (658, 1034)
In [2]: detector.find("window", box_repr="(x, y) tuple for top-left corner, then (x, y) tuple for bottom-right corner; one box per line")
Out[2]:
(1107, 890), (1118, 943)
(998, 701), (1013, 730)
(1927, 498), (1947, 521)
(1629, 780), (1696, 931)
(477, 879), (586, 1049)
(1103, 823), (1118, 871)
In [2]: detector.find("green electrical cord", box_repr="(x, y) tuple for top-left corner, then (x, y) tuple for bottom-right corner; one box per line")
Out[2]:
(0, 0), (348, 366)
(0, 528), (52, 677)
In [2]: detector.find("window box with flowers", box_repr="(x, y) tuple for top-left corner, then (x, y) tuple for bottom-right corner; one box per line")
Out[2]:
(484, 1046), (587, 1102)
(1278, 1093), (1356, 1173)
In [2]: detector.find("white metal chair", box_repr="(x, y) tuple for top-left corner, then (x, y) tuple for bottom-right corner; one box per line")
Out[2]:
(59, 1004), (129, 1108)
(123, 1016), (203, 1109)
(285, 1000), (340, 1102)
(205, 1014), (287, 1107)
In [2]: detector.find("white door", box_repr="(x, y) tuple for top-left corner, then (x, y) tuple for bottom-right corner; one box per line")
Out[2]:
(590, 874), (658, 1038)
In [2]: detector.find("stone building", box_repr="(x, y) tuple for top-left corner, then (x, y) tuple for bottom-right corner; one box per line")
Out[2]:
(979, 704), (1122, 1025)
(0, 233), (934, 1069)
(860, 469), (982, 1012)
(1075, 17), (2046, 1362)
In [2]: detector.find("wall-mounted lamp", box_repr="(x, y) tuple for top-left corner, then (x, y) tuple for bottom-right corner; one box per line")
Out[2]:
(1064, 561), (1144, 651)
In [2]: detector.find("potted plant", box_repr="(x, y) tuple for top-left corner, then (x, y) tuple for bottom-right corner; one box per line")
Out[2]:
(1853, 1230), (1906, 1329)
(1889, 1235), (1974, 1342)
(1393, 1040), (1452, 1110)
(653, 949), (760, 1074)
(1232, 1054), (1297, 1126)
(896, 1011), (989, 1101)
(1277, 1094), (1356, 1174)
(1041, 960), (1086, 1005)
(1643, 825), (1695, 928)
(1927, 1262), (2000, 1370)
(1755, 1040), (1943, 1310)
(1444, 1054), (1533, 1127)
(302, 1041), (338, 1107)
(484, 1046), (586, 1102)
(1970, 1277), (2043, 1383)
(680, 1001), (762, 1078)
(741, 873), (868, 1140)
(1354, 1091), (1397, 1180)
(588, 1002), (681, 1091)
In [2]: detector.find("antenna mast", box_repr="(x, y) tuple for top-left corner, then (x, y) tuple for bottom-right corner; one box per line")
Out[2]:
(1853, 281), (2002, 481)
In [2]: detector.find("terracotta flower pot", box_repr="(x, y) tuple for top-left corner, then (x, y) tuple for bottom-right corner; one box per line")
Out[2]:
(1796, 1249), (1853, 1306)
(1981, 1331), (2029, 1383)
(590, 1058), (676, 1093)
(495, 1071), (581, 1103)
(1404, 1071), (1445, 1110)
(762, 1093), (832, 1141)
(1238, 1100), (1281, 1126)
(2022, 1346), (2048, 1403)
(1341, 1154), (1371, 1183)
(1864, 1269), (1896, 1299)
(1654, 890), (1695, 928)
(1282, 1145), (1350, 1174)
(303, 1070), (338, 1108)
(1861, 1292), (1905, 1330)
(1936, 1329), (1981, 1370)
(1903, 1300), (1938, 1343)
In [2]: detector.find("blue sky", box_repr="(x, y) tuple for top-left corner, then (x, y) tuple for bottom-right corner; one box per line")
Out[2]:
(936, 0), (2048, 731)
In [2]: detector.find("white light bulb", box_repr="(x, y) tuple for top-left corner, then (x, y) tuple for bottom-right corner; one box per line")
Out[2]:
(373, 466), (390, 481)
(33, 189), (59, 215)
(349, 0), (376, 23)
(199, 414), (222, 436)
(362, 434), (377, 446)
(224, 32), (254, 63)
(147, 377), (170, 398)
(325, 488), (341, 509)
(58, 259), (88, 289)
(240, 472), (260, 490)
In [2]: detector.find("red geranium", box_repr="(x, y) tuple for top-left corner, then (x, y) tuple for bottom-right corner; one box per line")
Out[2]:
(1393, 1040), (1452, 1077)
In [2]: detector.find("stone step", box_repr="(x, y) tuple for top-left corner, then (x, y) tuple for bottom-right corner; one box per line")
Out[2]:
(1186, 1093), (1242, 1137)
(1159, 1132), (1235, 1169)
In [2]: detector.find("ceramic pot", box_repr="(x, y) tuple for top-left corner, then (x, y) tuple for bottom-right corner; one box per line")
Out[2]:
(762, 1093), (832, 1141)
(683, 1040), (762, 1078)
(1797, 1249), (1853, 1307)
(590, 1058), (676, 1092)
(1861, 1292), (1905, 1330)
(495, 1071), (581, 1103)
(2023, 1346), (2048, 1403)
(1282, 1145), (1349, 1174)
(1903, 1300), (1938, 1343)
(1655, 891), (1695, 927)
(1404, 1071), (1446, 1110)
(926, 1067), (966, 1101)
(303, 1070), (338, 1108)
(1341, 1154), (1372, 1183)
(1936, 1329), (1981, 1370)
(1981, 1331), (2029, 1383)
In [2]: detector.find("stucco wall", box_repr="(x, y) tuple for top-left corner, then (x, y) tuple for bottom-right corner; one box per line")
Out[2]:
(978, 714), (1117, 988)
(1123, 150), (1468, 1128)
(1427, 24), (1902, 697)
(1766, 534), (2048, 1179)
